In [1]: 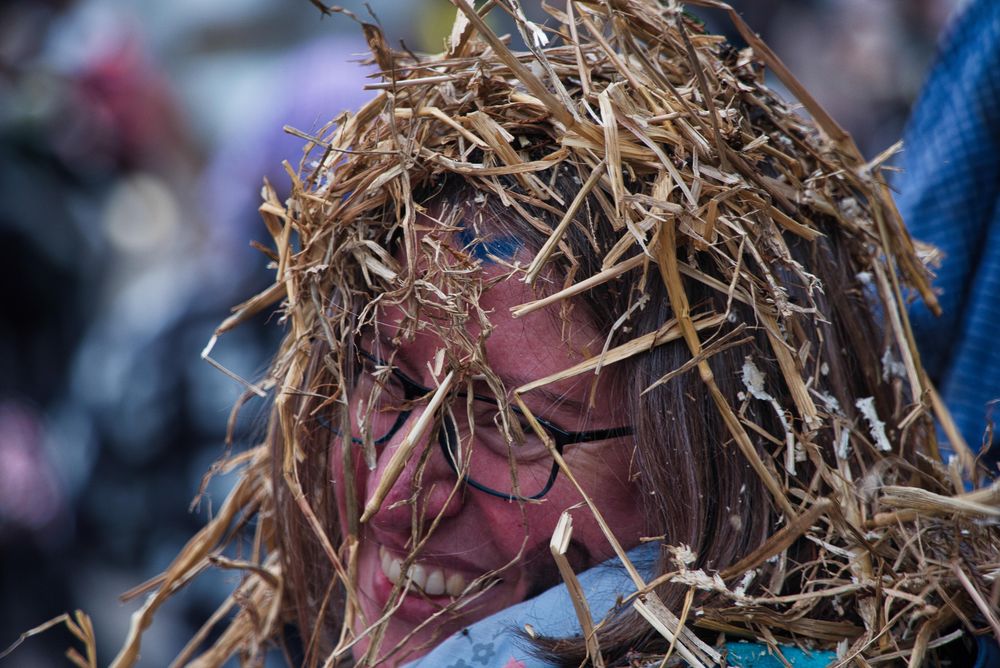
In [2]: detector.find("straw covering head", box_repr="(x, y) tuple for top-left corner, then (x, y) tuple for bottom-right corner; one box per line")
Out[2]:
(261, 1), (939, 663)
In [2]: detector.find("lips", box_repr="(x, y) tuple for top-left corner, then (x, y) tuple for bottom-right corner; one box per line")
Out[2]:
(378, 545), (474, 597)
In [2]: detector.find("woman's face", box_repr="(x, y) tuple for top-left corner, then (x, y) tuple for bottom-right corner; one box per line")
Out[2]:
(331, 263), (644, 665)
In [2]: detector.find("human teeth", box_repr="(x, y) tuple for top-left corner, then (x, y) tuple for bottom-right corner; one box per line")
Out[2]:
(424, 569), (445, 596)
(387, 557), (402, 584)
(446, 572), (467, 597)
(380, 547), (391, 575)
(409, 564), (427, 591)
(377, 547), (471, 597)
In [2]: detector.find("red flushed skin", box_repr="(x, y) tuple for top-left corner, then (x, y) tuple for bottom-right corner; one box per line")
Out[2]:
(331, 267), (644, 666)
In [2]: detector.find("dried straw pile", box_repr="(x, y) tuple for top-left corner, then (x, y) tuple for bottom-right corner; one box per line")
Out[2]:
(102, 1), (1000, 666)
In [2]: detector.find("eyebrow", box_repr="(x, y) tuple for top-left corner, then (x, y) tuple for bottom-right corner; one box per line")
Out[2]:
(520, 386), (590, 421)
(364, 339), (594, 421)
(475, 372), (592, 421)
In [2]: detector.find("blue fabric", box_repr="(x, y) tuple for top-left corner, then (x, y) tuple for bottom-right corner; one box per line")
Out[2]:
(895, 0), (1000, 467)
(976, 636), (1000, 668)
(725, 641), (834, 668)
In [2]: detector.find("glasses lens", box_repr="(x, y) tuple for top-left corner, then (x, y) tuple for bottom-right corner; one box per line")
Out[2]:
(352, 354), (408, 444)
(443, 399), (555, 498)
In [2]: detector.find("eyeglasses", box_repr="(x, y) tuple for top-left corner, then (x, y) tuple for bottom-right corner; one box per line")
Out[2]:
(331, 349), (633, 501)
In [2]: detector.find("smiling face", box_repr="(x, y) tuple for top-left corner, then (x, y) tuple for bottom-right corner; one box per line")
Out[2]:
(331, 263), (645, 665)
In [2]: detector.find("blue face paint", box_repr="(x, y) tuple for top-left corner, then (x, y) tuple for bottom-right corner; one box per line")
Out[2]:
(456, 227), (522, 263)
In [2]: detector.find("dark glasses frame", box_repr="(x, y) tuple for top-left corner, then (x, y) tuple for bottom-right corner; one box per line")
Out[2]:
(332, 350), (633, 502)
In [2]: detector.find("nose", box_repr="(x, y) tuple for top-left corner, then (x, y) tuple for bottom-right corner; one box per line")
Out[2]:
(362, 392), (465, 531)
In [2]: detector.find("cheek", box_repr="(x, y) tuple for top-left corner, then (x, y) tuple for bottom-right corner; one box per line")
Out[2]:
(560, 446), (644, 549)
(572, 442), (636, 493)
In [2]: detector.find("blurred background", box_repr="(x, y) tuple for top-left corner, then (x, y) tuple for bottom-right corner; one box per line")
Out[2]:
(0, 0), (965, 665)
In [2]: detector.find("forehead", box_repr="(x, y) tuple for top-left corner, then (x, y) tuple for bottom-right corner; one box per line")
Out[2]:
(480, 267), (601, 372)
(375, 254), (603, 397)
